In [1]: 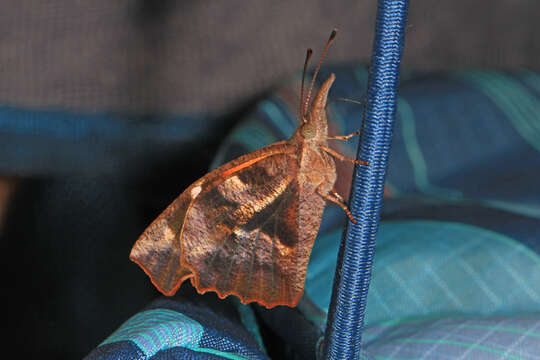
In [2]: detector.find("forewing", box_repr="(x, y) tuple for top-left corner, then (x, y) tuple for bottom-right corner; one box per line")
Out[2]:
(180, 152), (319, 308)
(130, 193), (193, 296)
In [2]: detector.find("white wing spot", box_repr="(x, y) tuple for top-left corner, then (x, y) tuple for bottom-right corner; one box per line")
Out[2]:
(163, 225), (175, 240)
(191, 186), (202, 199)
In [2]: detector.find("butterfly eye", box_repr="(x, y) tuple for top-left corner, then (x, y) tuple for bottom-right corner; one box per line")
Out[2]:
(301, 122), (316, 139)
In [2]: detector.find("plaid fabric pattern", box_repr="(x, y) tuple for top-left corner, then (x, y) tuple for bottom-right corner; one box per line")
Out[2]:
(362, 316), (540, 359)
(86, 293), (267, 359)
(308, 221), (540, 323)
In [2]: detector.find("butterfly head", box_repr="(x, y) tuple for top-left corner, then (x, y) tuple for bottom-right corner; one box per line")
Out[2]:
(298, 30), (337, 143)
(300, 73), (335, 142)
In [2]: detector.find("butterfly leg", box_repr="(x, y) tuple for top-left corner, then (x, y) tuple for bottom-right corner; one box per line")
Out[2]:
(317, 186), (357, 224)
(321, 146), (369, 166)
(328, 129), (362, 141)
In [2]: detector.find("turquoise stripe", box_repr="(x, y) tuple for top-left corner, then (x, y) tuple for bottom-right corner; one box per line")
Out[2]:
(369, 285), (394, 318)
(398, 80), (540, 217)
(183, 346), (251, 360)
(456, 256), (503, 306)
(376, 312), (539, 329)
(392, 338), (525, 360)
(374, 357), (425, 360)
(370, 221), (540, 325)
(366, 318), (540, 359)
(398, 97), (428, 191)
(487, 246), (540, 303)
(423, 265), (464, 308)
(482, 199), (540, 220)
(229, 121), (278, 150)
(450, 324), (540, 338)
(381, 322), (540, 338)
(479, 224), (540, 264)
(385, 266), (426, 311)
(397, 97), (462, 198)
(233, 298), (266, 354)
(308, 219), (540, 329)
(101, 308), (255, 359)
(0, 105), (206, 140)
(517, 70), (540, 95)
(455, 71), (540, 152)
(102, 309), (204, 358)
(260, 100), (296, 137)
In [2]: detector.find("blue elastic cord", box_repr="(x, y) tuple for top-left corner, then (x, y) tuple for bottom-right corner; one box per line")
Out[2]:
(322, 1), (409, 359)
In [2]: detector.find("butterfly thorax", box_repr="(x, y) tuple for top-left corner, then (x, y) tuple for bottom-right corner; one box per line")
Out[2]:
(298, 73), (335, 143)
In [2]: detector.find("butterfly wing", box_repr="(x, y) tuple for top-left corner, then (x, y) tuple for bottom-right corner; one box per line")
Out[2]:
(130, 141), (308, 302)
(130, 190), (193, 296)
(181, 148), (327, 308)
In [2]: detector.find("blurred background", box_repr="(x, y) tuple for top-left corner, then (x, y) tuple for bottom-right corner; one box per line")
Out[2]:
(0, 1), (539, 358)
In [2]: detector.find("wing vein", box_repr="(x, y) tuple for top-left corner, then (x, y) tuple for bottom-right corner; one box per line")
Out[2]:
(246, 228), (260, 297)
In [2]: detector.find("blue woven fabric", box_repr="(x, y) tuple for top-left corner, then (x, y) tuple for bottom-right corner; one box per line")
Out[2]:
(323, 1), (410, 358)
(85, 290), (267, 360)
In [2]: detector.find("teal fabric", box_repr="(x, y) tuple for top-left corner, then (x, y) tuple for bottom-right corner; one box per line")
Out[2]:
(86, 295), (267, 359)
(101, 309), (205, 358)
(361, 315), (540, 359)
(306, 220), (540, 325)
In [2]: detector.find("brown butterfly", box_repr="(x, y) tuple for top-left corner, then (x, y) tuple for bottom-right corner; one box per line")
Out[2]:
(130, 29), (368, 308)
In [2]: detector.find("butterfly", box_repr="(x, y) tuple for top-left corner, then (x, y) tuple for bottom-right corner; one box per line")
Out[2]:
(130, 29), (368, 308)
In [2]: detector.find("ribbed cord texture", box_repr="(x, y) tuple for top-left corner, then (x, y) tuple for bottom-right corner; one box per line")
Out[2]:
(322, 1), (409, 359)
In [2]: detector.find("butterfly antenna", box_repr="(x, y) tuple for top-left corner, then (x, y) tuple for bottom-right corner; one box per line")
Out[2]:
(303, 28), (337, 117)
(300, 48), (313, 122)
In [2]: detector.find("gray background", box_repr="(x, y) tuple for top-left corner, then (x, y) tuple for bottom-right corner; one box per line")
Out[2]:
(1, 0), (538, 115)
